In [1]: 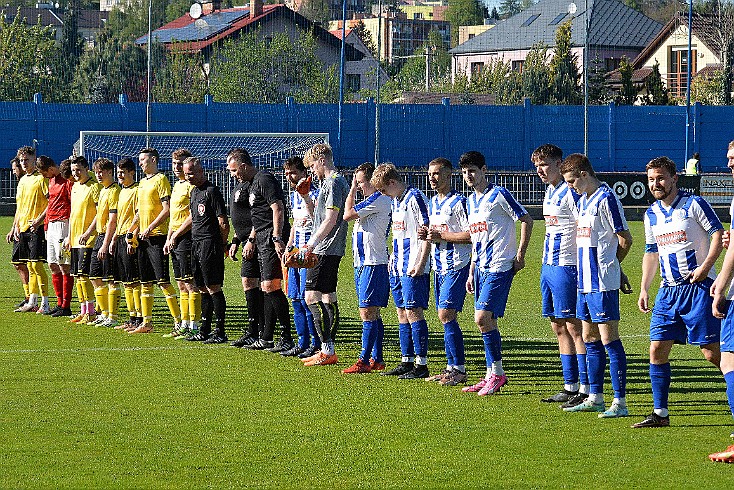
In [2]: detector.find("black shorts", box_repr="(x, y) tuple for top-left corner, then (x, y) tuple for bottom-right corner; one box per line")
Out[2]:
(192, 238), (225, 288)
(138, 235), (170, 284)
(115, 235), (139, 283)
(240, 246), (261, 279)
(11, 238), (25, 264)
(171, 232), (194, 282)
(90, 236), (115, 280)
(255, 231), (282, 281)
(71, 247), (93, 276)
(19, 228), (47, 262)
(305, 254), (342, 294)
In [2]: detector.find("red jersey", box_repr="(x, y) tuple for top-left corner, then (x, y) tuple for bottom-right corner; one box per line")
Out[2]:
(46, 174), (73, 224)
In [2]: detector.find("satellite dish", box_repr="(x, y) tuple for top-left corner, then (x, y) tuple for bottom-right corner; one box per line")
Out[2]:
(195, 18), (209, 28)
(190, 2), (203, 19)
(568, 3), (577, 14)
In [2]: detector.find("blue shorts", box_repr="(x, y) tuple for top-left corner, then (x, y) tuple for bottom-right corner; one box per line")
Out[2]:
(434, 265), (470, 312)
(722, 300), (734, 353)
(287, 267), (308, 300)
(391, 273), (429, 310)
(540, 264), (577, 319)
(650, 280), (720, 346)
(354, 265), (389, 308)
(474, 268), (514, 317)
(576, 290), (620, 323)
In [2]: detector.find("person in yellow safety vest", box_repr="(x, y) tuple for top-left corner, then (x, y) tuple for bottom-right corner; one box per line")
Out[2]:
(685, 152), (700, 175)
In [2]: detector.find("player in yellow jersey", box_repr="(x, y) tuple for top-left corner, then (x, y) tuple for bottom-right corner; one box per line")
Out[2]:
(12, 146), (51, 314)
(65, 156), (102, 324)
(113, 158), (143, 332)
(127, 148), (181, 334)
(7, 157), (30, 309)
(88, 158), (121, 327)
(163, 149), (201, 339)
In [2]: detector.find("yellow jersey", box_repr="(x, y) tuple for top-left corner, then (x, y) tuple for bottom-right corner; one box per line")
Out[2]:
(16, 171), (49, 232)
(170, 179), (194, 233)
(137, 173), (171, 237)
(69, 177), (102, 248)
(116, 182), (139, 236)
(96, 182), (121, 235)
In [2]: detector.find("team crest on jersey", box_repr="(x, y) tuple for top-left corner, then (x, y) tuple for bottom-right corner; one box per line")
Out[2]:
(675, 209), (688, 220)
(198, 203), (206, 216)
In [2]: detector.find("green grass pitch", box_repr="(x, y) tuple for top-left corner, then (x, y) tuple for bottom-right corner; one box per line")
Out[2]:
(1, 216), (733, 488)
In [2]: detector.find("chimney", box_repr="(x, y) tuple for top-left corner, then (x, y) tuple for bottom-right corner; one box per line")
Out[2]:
(251, 0), (263, 18)
(202, 1), (221, 15)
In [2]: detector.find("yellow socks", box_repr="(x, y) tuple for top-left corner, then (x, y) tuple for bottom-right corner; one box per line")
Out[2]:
(161, 283), (181, 323)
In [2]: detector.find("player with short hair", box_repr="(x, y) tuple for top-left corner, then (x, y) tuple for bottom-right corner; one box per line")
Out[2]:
(66, 156), (102, 324)
(282, 156), (320, 357)
(37, 156), (75, 317)
(341, 162), (392, 374)
(12, 146), (51, 314)
(299, 143), (350, 367)
(162, 148), (201, 339)
(225, 148), (265, 348)
(113, 158), (143, 332)
(371, 163), (432, 379)
(7, 157), (30, 309)
(560, 153), (633, 418)
(179, 157), (230, 344)
(460, 151), (533, 395)
(87, 158), (121, 327)
(127, 148), (181, 334)
(421, 157), (471, 386)
(533, 144), (588, 406)
(708, 140), (734, 463)
(634, 156), (723, 429)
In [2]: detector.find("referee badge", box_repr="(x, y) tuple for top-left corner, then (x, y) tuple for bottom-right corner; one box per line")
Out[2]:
(198, 203), (206, 216)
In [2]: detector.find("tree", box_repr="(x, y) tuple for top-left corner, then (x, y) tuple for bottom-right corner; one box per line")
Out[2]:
(587, 56), (612, 105)
(616, 56), (638, 104)
(691, 68), (725, 104)
(58, 0), (85, 101)
(153, 45), (208, 103)
(298, 0), (331, 27)
(490, 7), (500, 20)
(499, 0), (522, 18)
(467, 58), (521, 104)
(445, 0), (485, 46)
(548, 20), (581, 104)
(521, 42), (551, 104)
(353, 20), (377, 57)
(385, 30), (451, 93)
(643, 60), (669, 105)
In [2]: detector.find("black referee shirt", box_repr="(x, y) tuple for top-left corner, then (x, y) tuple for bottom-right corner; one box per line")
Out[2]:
(230, 180), (253, 241)
(248, 170), (290, 236)
(190, 180), (227, 242)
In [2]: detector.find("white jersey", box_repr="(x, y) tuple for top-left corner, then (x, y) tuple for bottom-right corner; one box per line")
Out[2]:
(543, 181), (580, 267)
(429, 190), (471, 274)
(290, 186), (319, 248)
(575, 183), (629, 293)
(729, 197), (734, 300)
(467, 184), (528, 273)
(352, 191), (392, 267)
(391, 186), (430, 277)
(645, 191), (722, 287)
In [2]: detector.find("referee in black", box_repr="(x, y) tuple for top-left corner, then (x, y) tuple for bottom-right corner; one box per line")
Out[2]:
(182, 157), (230, 344)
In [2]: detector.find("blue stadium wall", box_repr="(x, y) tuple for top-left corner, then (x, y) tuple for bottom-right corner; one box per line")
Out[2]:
(0, 95), (730, 173)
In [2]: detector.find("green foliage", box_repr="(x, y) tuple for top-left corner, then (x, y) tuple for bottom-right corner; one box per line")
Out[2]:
(152, 45), (208, 103)
(209, 28), (338, 103)
(521, 42), (551, 104)
(467, 58), (521, 104)
(616, 56), (638, 105)
(691, 69), (725, 105)
(490, 6), (500, 19)
(298, 0), (331, 27)
(623, 0), (641, 12)
(587, 56), (612, 105)
(499, 0), (522, 17)
(445, 0), (485, 46)
(353, 20), (377, 58)
(548, 20), (580, 104)
(643, 60), (669, 105)
(382, 30), (451, 96)
(0, 8), (62, 101)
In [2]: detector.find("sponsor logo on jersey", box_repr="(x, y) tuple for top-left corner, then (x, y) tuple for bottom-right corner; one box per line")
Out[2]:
(430, 224), (449, 232)
(656, 230), (687, 247)
(393, 221), (405, 231)
(470, 221), (488, 234)
(544, 215), (559, 226)
(577, 227), (591, 238)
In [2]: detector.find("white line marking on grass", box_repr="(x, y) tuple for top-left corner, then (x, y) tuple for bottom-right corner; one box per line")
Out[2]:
(0, 345), (198, 355)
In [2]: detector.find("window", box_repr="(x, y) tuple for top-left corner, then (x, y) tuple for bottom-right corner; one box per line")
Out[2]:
(512, 60), (524, 73)
(604, 58), (620, 72)
(346, 74), (361, 92)
(471, 62), (484, 77)
(468, 33), (475, 39)
(669, 46), (697, 98)
(413, 12), (423, 19)
(521, 14), (540, 27)
(549, 13), (567, 25)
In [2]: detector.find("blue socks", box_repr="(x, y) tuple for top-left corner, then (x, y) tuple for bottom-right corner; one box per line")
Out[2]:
(577, 353), (588, 387)
(411, 320), (429, 358)
(605, 339), (627, 398)
(443, 319), (465, 366)
(399, 322), (414, 358)
(292, 299), (310, 349)
(585, 340), (606, 394)
(725, 371), (734, 418)
(650, 362), (671, 410)
(560, 354), (579, 385)
(481, 329), (502, 368)
(359, 320), (379, 362)
(371, 317), (384, 363)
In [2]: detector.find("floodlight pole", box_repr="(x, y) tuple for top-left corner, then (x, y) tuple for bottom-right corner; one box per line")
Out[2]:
(584, 0), (589, 155)
(338, 0), (347, 163)
(146, 0), (152, 135)
(685, 0), (693, 163)
(375, 0), (383, 165)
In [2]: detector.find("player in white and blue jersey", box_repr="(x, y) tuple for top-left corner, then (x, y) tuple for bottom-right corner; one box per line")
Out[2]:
(633, 156), (723, 429)
(283, 157), (320, 357)
(708, 141), (734, 462)
(341, 163), (392, 374)
(460, 151), (533, 396)
(420, 157), (471, 387)
(560, 153), (633, 418)
(371, 163), (432, 380)
(533, 144), (589, 408)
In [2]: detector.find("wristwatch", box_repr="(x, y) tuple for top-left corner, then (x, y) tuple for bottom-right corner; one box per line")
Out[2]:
(247, 237), (256, 244)
(272, 236), (283, 243)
